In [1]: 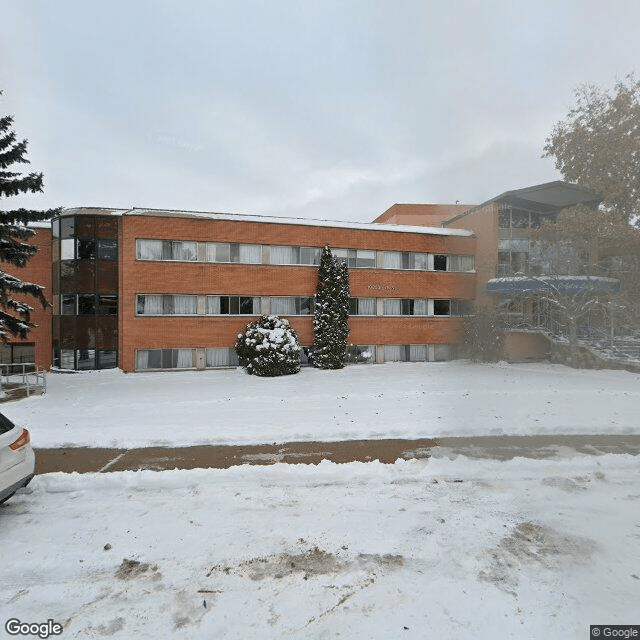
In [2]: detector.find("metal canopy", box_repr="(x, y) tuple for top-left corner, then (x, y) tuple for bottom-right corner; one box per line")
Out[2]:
(486, 275), (620, 295)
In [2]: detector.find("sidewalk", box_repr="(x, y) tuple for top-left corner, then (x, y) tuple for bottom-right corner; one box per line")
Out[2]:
(34, 434), (640, 474)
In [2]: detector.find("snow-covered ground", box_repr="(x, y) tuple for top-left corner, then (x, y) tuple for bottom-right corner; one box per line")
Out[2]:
(2, 455), (638, 639)
(8, 361), (640, 449)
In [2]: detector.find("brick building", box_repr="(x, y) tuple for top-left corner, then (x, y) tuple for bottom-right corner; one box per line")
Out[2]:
(17, 207), (474, 372)
(9, 181), (607, 373)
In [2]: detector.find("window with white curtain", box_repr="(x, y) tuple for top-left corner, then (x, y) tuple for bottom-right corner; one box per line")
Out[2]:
(206, 348), (239, 367)
(383, 251), (403, 269)
(136, 240), (197, 261)
(413, 299), (428, 316)
(136, 350), (149, 370)
(384, 345), (406, 361)
(383, 299), (402, 315)
(358, 298), (376, 315)
(136, 348), (195, 370)
(137, 294), (163, 315)
(137, 295), (197, 315)
(137, 239), (163, 260)
(238, 244), (262, 264)
(269, 246), (300, 265)
(410, 253), (428, 270)
(206, 296), (221, 315)
(176, 349), (194, 368)
(409, 344), (428, 362)
(205, 243), (231, 262)
(270, 297), (297, 315)
(349, 298), (376, 315)
(170, 242), (197, 261)
(449, 255), (475, 272)
(173, 295), (197, 314)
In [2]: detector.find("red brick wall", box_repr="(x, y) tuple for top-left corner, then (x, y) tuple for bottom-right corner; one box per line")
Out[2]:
(502, 331), (551, 361)
(445, 204), (498, 307)
(3, 227), (52, 369)
(118, 214), (476, 371)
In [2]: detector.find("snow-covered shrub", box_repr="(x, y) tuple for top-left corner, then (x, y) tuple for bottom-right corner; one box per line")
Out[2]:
(235, 315), (301, 377)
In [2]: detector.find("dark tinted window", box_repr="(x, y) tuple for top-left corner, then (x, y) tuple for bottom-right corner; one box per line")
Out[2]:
(77, 239), (96, 260)
(98, 239), (117, 260)
(0, 412), (16, 435)
(434, 255), (448, 271)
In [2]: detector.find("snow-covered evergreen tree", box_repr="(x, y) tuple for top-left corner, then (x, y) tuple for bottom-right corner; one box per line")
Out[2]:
(1, 92), (61, 340)
(311, 246), (350, 369)
(235, 314), (301, 376)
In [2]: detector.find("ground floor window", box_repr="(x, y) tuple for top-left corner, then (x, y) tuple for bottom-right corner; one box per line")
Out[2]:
(205, 348), (239, 368)
(54, 348), (118, 370)
(383, 344), (453, 362)
(136, 349), (195, 370)
(345, 345), (376, 364)
(0, 343), (36, 373)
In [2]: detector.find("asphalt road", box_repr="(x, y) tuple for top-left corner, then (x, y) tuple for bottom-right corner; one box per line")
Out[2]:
(34, 434), (640, 474)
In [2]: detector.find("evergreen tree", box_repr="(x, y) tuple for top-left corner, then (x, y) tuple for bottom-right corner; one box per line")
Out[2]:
(1, 92), (61, 339)
(311, 246), (350, 369)
(235, 314), (301, 377)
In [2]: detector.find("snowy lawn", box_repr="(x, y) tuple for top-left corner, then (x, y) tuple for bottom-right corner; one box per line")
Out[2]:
(1, 455), (638, 639)
(8, 361), (640, 449)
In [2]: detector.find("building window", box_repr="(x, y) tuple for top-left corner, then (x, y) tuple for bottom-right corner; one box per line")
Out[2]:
(433, 255), (448, 271)
(270, 297), (315, 315)
(206, 348), (239, 368)
(269, 246), (300, 265)
(334, 249), (375, 268)
(136, 239), (197, 261)
(77, 239), (96, 260)
(349, 298), (376, 315)
(206, 296), (261, 315)
(77, 294), (96, 315)
(97, 295), (118, 316)
(409, 345), (428, 362)
(136, 294), (198, 315)
(232, 244), (262, 264)
(205, 243), (231, 262)
(98, 239), (118, 260)
(384, 345), (407, 362)
(300, 247), (321, 265)
(433, 299), (451, 316)
(136, 349), (195, 370)
(345, 345), (376, 364)
(61, 294), (76, 315)
(383, 299), (428, 316)
(449, 255), (474, 272)
(382, 251), (403, 269)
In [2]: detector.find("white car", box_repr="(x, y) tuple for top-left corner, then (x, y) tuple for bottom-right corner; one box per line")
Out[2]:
(0, 412), (35, 505)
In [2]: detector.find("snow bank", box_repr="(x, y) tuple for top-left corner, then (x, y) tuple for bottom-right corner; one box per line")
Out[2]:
(7, 361), (640, 448)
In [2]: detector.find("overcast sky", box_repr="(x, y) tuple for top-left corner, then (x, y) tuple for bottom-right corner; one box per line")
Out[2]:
(1, 1), (639, 222)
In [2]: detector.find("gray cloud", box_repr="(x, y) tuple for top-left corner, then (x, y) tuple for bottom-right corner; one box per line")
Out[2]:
(1, 0), (639, 222)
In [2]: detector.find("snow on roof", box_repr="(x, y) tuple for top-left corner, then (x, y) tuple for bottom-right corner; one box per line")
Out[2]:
(487, 275), (620, 294)
(61, 206), (473, 237)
